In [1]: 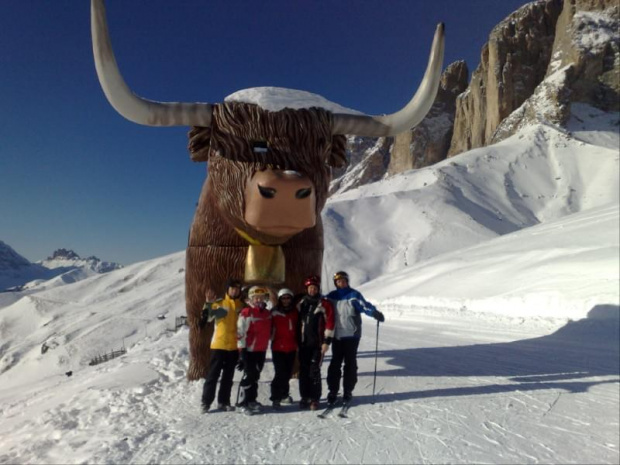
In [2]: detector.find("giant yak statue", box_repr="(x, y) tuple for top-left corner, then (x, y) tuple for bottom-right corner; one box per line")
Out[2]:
(91, 0), (445, 380)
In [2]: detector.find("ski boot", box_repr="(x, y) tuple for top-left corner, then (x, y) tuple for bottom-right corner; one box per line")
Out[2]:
(247, 401), (263, 413)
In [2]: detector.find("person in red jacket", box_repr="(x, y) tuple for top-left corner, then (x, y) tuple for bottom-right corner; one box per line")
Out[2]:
(270, 288), (299, 409)
(236, 286), (273, 414)
(297, 275), (335, 410)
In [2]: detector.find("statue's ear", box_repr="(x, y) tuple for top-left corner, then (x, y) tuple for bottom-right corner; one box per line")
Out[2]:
(327, 135), (348, 169)
(188, 126), (213, 162)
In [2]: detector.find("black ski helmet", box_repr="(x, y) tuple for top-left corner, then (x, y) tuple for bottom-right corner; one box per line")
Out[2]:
(225, 278), (242, 289)
(333, 271), (349, 285)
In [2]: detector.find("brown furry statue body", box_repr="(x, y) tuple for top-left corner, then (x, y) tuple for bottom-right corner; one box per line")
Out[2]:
(90, 0), (445, 380)
(185, 105), (346, 379)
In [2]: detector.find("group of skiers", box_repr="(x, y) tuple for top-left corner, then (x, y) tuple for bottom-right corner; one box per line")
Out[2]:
(199, 271), (385, 415)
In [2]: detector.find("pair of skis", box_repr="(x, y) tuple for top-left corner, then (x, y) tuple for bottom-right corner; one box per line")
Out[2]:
(317, 401), (351, 419)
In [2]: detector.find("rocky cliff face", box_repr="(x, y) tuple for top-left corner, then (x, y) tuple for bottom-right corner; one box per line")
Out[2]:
(448, 0), (563, 156)
(550, 0), (619, 111)
(329, 136), (391, 195)
(493, 0), (619, 142)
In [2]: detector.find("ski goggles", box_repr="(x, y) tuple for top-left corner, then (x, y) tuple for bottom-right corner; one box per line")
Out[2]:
(249, 287), (270, 298)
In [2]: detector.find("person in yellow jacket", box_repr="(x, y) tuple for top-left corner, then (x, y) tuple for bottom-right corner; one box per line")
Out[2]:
(200, 278), (244, 413)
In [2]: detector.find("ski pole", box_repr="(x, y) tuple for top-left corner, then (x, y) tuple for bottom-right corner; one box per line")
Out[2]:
(235, 365), (245, 406)
(371, 319), (380, 404)
(235, 379), (242, 406)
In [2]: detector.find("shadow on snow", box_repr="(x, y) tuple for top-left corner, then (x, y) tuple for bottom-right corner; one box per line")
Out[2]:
(351, 304), (620, 404)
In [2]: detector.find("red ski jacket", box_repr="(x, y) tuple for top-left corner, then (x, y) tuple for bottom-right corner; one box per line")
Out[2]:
(271, 305), (298, 352)
(237, 304), (272, 352)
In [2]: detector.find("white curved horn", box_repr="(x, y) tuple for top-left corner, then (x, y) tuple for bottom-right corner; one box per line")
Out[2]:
(91, 0), (212, 127)
(332, 23), (445, 137)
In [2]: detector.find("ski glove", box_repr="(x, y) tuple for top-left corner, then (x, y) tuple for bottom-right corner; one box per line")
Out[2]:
(236, 349), (247, 372)
(199, 306), (210, 328)
(210, 306), (228, 321)
(372, 310), (385, 323)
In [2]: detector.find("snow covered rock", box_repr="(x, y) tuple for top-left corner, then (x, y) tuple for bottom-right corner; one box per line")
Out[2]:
(39, 248), (123, 274)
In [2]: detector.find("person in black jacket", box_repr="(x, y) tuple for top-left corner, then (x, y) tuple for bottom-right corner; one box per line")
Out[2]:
(296, 275), (336, 410)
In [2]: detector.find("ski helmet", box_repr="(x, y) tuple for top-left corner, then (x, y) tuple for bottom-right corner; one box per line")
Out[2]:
(333, 271), (349, 285)
(304, 275), (321, 289)
(277, 288), (294, 299)
(225, 278), (242, 289)
(248, 286), (270, 299)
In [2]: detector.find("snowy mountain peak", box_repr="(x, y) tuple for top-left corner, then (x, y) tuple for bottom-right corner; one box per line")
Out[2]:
(0, 240), (32, 271)
(0, 241), (52, 291)
(48, 248), (81, 261)
(39, 249), (123, 274)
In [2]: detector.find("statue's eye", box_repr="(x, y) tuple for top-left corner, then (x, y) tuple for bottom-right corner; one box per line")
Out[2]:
(258, 185), (276, 199)
(296, 187), (312, 199)
(252, 141), (269, 153)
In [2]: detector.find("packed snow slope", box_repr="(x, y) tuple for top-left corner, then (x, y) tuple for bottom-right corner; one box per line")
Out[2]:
(324, 110), (619, 288)
(0, 107), (618, 463)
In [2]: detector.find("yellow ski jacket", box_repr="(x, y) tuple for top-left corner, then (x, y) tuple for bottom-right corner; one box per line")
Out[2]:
(206, 294), (244, 351)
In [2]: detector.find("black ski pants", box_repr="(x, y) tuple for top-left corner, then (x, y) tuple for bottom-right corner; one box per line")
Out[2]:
(239, 350), (266, 405)
(327, 337), (360, 398)
(202, 349), (239, 407)
(298, 346), (323, 402)
(270, 350), (296, 401)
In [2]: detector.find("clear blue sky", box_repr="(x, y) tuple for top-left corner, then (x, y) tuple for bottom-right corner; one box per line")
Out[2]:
(1, 0), (530, 265)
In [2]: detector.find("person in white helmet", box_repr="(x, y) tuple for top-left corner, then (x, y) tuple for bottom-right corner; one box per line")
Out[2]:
(269, 288), (299, 409)
(236, 286), (273, 414)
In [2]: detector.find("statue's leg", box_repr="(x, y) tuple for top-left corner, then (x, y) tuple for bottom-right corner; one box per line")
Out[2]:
(186, 245), (214, 381)
(186, 245), (247, 381)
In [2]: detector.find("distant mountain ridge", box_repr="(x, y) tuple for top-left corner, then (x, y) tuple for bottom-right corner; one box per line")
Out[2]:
(0, 243), (122, 292)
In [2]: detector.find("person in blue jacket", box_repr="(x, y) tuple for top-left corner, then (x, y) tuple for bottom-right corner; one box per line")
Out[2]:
(326, 271), (384, 406)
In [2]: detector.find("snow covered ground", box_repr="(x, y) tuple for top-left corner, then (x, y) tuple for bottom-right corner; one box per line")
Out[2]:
(0, 106), (618, 463)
